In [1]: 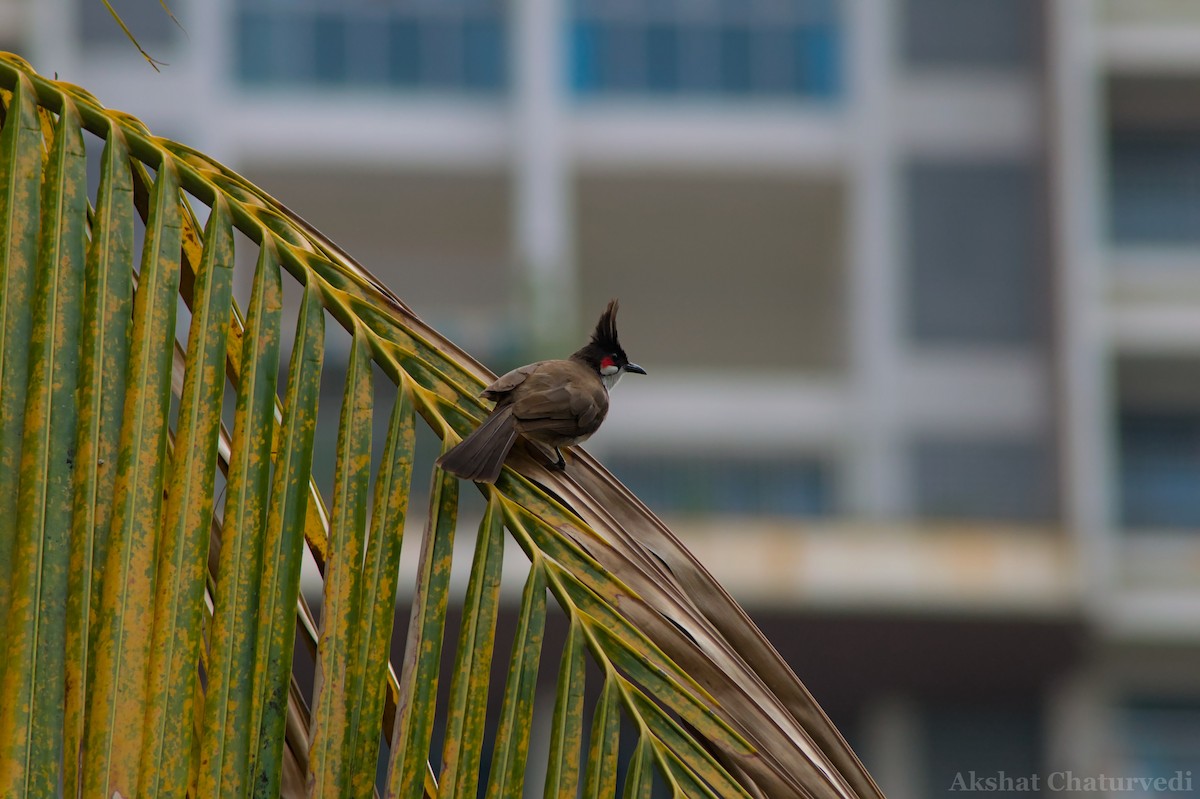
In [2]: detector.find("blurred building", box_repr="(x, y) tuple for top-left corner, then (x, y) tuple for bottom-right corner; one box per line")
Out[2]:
(7, 0), (1200, 795)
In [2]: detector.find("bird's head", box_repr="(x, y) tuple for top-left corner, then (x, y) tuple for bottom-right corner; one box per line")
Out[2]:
(574, 298), (646, 390)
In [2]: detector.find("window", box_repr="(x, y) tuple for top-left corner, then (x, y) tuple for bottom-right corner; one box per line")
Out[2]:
(576, 174), (846, 372)
(901, 0), (1039, 70)
(1110, 132), (1200, 244)
(236, 0), (507, 92)
(905, 161), (1046, 346)
(1119, 413), (1200, 530)
(604, 455), (832, 517)
(570, 0), (841, 100)
(921, 705), (1046, 796)
(925, 704), (1042, 798)
(81, 0), (175, 48)
(911, 437), (1057, 523)
(1121, 699), (1200, 798)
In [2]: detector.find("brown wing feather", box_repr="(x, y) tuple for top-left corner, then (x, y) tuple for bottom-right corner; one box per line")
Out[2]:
(508, 362), (609, 440)
(482, 362), (542, 400)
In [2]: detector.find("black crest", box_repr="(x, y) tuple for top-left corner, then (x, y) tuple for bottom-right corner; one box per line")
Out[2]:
(571, 298), (627, 367)
(590, 298), (622, 352)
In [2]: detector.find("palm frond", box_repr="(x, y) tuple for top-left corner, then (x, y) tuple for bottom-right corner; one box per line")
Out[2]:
(0, 53), (884, 799)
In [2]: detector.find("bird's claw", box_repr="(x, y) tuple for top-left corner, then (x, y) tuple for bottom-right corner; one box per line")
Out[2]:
(549, 449), (567, 471)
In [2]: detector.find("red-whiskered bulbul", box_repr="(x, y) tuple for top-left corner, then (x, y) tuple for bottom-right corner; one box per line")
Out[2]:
(437, 299), (645, 483)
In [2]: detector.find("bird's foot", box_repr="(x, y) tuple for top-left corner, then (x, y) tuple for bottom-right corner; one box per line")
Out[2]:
(549, 448), (566, 471)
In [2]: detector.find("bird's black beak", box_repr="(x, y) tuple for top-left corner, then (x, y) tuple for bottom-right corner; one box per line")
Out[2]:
(624, 363), (646, 375)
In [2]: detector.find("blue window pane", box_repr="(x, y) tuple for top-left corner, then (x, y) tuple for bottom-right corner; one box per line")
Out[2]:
(719, 27), (752, 95)
(419, 20), (461, 90)
(1119, 413), (1200, 529)
(568, 2), (843, 101)
(603, 24), (647, 93)
(388, 18), (421, 87)
(343, 16), (388, 86)
(463, 16), (505, 91)
(804, 0), (838, 18)
(571, 20), (602, 95)
(754, 28), (795, 96)
(235, 1), (507, 93)
(1122, 699), (1200, 797)
(313, 14), (348, 85)
(238, 10), (316, 85)
(237, 10), (275, 84)
(677, 26), (720, 93)
(645, 24), (680, 93)
(796, 24), (839, 99)
(1111, 133), (1200, 244)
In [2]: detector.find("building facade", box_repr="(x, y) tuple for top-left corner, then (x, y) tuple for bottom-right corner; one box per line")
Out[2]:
(6, 0), (1200, 795)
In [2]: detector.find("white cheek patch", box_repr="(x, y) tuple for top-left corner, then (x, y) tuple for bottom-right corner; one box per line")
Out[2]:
(600, 364), (620, 376)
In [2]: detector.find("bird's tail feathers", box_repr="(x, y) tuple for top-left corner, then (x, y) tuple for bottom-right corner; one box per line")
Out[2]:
(436, 405), (519, 483)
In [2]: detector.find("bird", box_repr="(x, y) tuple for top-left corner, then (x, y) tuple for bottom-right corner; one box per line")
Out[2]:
(437, 299), (645, 483)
